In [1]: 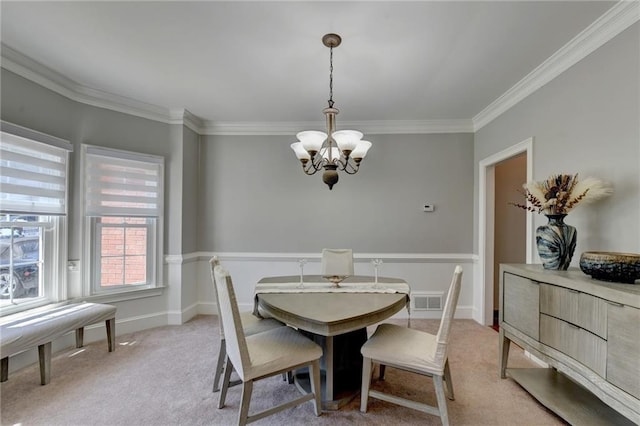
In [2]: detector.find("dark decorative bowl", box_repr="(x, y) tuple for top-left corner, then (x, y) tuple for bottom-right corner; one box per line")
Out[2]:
(579, 251), (640, 284)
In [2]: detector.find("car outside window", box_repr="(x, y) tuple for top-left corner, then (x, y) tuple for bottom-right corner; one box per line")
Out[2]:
(0, 218), (42, 301)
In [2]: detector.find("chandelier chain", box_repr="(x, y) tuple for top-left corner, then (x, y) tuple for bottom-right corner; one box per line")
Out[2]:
(328, 45), (334, 108)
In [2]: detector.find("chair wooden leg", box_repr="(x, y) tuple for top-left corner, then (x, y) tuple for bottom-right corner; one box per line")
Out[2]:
(280, 371), (293, 383)
(309, 360), (322, 416)
(378, 364), (386, 381)
(444, 359), (455, 400)
(360, 357), (372, 413)
(238, 380), (253, 426)
(218, 356), (233, 409)
(213, 341), (227, 392)
(434, 374), (450, 426)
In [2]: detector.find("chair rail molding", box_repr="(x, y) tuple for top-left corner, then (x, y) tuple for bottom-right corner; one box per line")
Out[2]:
(192, 252), (476, 320)
(192, 251), (477, 263)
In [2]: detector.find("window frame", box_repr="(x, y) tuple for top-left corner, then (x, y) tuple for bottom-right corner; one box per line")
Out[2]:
(82, 144), (164, 297)
(0, 121), (71, 315)
(91, 217), (156, 293)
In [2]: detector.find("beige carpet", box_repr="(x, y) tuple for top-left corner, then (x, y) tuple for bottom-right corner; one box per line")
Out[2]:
(0, 315), (566, 425)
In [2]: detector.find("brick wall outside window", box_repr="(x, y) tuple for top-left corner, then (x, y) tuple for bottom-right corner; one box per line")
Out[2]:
(100, 219), (148, 286)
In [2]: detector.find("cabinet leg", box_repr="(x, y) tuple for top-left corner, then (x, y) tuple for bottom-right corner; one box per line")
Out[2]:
(499, 330), (510, 379)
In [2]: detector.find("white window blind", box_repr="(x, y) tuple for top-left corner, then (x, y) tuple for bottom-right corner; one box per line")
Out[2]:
(83, 145), (164, 217)
(0, 122), (73, 215)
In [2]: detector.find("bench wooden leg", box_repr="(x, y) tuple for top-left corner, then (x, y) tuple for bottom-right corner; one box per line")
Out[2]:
(76, 327), (84, 348)
(106, 317), (115, 352)
(1, 357), (8, 382)
(38, 342), (51, 385)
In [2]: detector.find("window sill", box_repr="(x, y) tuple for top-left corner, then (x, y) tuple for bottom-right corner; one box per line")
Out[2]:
(74, 286), (166, 304)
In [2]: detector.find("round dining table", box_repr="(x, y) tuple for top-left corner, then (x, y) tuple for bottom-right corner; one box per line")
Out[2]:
(255, 275), (409, 410)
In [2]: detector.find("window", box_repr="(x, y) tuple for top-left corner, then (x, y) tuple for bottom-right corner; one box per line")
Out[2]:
(94, 217), (153, 287)
(0, 215), (43, 301)
(0, 121), (72, 313)
(83, 145), (164, 294)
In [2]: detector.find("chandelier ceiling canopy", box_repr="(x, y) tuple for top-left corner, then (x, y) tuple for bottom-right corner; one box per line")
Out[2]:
(290, 33), (372, 190)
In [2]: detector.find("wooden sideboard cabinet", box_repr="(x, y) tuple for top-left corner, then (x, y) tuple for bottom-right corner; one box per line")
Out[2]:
(499, 264), (640, 425)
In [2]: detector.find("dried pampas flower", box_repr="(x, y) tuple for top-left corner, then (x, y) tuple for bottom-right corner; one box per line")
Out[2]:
(511, 174), (612, 215)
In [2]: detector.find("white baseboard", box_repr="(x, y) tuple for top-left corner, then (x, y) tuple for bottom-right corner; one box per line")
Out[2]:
(168, 303), (199, 325)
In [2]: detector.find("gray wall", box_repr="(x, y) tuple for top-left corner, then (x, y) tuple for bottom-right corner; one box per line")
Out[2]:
(1, 68), (185, 328)
(474, 23), (640, 258)
(181, 126), (200, 254)
(198, 133), (474, 253)
(1, 70), (175, 259)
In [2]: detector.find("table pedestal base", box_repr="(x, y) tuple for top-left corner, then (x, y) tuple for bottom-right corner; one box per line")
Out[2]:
(295, 328), (368, 410)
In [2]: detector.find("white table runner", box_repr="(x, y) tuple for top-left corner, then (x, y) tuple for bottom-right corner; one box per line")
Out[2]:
(254, 275), (411, 318)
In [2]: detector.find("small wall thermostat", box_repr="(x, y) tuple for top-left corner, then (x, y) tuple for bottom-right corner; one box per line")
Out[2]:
(423, 204), (435, 212)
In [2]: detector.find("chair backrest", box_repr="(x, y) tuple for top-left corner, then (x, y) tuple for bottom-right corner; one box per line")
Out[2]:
(321, 248), (354, 277)
(209, 256), (226, 339)
(434, 265), (463, 365)
(213, 265), (251, 379)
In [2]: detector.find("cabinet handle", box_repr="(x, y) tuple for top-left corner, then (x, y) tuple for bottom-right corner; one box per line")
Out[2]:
(606, 301), (624, 308)
(567, 322), (580, 330)
(567, 289), (580, 294)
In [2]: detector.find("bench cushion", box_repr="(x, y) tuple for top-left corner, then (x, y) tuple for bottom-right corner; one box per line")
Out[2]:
(0, 302), (116, 359)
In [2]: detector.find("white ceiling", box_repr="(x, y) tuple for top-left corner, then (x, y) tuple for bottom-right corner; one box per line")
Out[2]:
(0, 1), (618, 130)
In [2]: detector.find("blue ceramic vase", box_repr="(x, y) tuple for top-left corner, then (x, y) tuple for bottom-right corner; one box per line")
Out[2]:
(536, 214), (577, 270)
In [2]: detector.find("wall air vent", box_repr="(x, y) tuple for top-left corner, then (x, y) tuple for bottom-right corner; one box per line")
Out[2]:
(413, 292), (444, 311)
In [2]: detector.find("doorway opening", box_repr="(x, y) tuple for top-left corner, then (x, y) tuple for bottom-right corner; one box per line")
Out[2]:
(491, 152), (527, 330)
(478, 138), (534, 327)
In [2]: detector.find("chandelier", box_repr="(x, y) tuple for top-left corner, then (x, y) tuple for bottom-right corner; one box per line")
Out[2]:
(290, 33), (372, 190)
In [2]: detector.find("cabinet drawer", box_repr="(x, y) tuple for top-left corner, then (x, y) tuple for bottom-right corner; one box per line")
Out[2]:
(607, 304), (640, 399)
(503, 273), (539, 340)
(540, 283), (578, 322)
(540, 314), (606, 377)
(540, 283), (607, 339)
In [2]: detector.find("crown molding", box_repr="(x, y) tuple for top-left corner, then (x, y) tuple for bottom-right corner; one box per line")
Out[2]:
(1, 43), (174, 124)
(169, 108), (204, 134)
(199, 119), (474, 136)
(473, 0), (640, 132)
(2, 1), (637, 137)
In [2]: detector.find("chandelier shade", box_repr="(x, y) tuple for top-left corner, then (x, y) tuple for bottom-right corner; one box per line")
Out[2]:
(332, 130), (363, 152)
(351, 140), (372, 160)
(290, 142), (311, 161)
(297, 130), (327, 154)
(290, 33), (372, 190)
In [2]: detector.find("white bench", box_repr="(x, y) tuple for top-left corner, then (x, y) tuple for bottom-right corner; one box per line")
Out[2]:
(0, 302), (116, 385)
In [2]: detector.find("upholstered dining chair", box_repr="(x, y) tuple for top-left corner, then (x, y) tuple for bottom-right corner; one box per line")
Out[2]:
(321, 248), (354, 278)
(360, 265), (463, 426)
(210, 257), (285, 392)
(213, 265), (323, 425)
